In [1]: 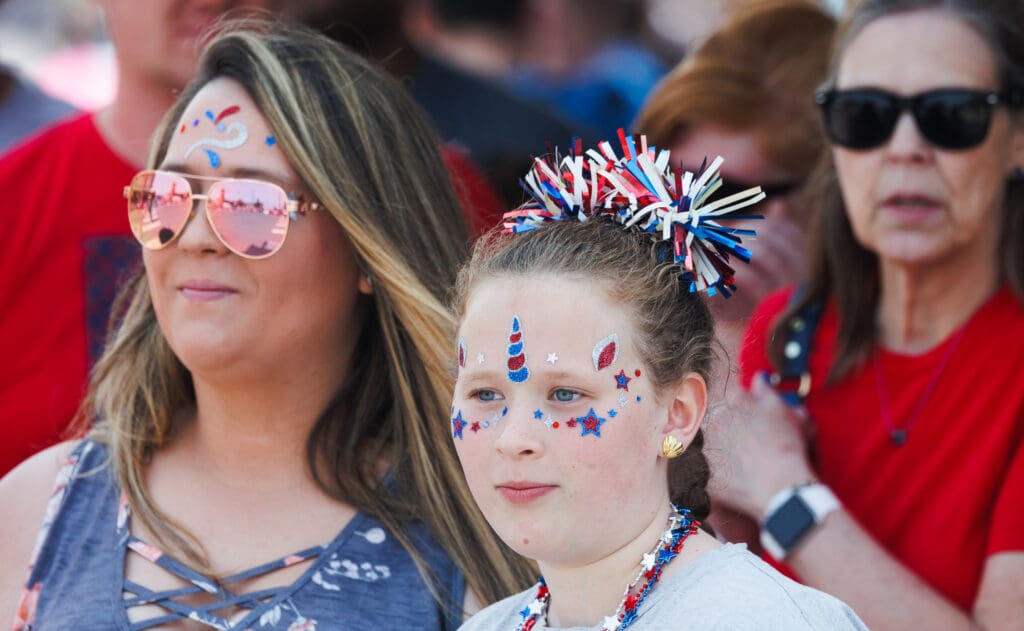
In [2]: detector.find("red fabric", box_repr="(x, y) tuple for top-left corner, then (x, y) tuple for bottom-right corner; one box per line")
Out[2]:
(739, 285), (1024, 610)
(0, 113), (138, 476)
(440, 144), (506, 237)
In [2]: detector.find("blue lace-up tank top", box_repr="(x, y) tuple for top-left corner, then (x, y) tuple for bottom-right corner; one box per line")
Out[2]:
(14, 440), (465, 630)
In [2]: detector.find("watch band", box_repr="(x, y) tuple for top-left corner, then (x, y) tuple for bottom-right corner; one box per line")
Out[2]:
(760, 483), (839, 561)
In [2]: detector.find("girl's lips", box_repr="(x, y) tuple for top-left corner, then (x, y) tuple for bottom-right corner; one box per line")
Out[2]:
(496, 483), (558, 504)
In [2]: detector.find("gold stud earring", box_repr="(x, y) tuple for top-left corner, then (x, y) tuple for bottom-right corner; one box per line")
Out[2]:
(662, 435), (685, 459)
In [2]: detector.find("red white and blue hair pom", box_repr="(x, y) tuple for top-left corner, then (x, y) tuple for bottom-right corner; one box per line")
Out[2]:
(502, 130), (766, 297)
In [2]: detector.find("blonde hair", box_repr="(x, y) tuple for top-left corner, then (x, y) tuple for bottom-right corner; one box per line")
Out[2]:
(83, 20), (532, 606)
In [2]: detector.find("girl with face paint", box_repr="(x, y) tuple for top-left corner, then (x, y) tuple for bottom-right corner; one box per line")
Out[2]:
(450, 142), (867, 630)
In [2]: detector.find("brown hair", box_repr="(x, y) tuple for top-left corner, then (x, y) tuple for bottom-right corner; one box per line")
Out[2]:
(769, 0), (1024, 379)
(83, 20), (532, 607)
(452, 219), (716, 521)
(635, 0), (836, 188)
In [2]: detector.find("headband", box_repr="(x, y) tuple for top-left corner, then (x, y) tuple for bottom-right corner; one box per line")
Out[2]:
(502, 130), (766, 297)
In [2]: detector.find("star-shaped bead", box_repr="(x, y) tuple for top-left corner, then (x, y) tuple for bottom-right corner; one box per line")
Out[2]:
(602, 616), (621, 630)
(527, 600), (546, 616)
(546, 352), (559, 364)
(451, 411), (467, 439)
(614, 369), (631, 391)
(641, 552), (656, 571)
(657, 547), (678, 564)
(577, 408), (607, 437)
(477, 352), (485, 365)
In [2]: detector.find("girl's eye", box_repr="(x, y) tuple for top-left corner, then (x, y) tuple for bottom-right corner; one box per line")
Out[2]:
(551, 389), (581, 403)
(472, 389), (503, 402)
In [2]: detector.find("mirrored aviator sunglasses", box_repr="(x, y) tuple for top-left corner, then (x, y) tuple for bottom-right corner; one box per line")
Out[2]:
(815, 87), (1024, 151)
(124, 170), (321, 259)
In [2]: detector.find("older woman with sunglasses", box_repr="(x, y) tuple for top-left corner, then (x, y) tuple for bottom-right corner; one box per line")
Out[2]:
(0, 22), (532, 629)
(707, 1), (1024, 629)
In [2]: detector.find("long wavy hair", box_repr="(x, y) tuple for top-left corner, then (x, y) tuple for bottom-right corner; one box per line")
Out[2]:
(81, 20), (532, 606)
(452, 220), (717, 523)
(768, 0), (1024, 379)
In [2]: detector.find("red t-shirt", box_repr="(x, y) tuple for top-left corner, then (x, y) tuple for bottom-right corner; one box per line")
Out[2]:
(739, 286), (1024, 610)
(0, 113), (139, 476)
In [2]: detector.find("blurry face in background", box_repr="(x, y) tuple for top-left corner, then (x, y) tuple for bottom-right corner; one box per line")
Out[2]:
(672, 125), (810, 323)
(95, 0), (280, 90)
(833, 9), (1021, 267)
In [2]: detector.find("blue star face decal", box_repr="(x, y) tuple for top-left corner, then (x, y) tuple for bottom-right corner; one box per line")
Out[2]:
(614, 369), (631, 391)
(534, 409), (544, 419)
(451, 411), (467, 440)
(608, 409), (618, 418)
(576, 408), (607, 437)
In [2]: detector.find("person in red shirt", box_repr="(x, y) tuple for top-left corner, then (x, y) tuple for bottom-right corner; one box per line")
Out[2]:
(0, 0), (503, 477)
(706, 1), (1024, 629)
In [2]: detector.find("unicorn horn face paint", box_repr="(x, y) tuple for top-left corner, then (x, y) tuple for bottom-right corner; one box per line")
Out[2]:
(450, 276), (666, 562)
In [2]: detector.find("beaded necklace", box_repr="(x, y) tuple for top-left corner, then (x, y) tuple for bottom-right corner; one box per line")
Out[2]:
(515, 505), (699, 631)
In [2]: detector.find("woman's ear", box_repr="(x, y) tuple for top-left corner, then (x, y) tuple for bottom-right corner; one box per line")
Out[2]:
(661, 371), (707, 452)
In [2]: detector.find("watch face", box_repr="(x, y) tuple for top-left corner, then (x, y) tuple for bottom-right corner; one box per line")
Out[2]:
(765, 495), (816, 551)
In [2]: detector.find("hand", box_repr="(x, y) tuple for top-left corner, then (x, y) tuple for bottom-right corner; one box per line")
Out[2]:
(705, 372), (816, 519)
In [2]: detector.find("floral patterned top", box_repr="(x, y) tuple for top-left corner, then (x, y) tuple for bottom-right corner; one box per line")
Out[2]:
(12, 440), (464, 630)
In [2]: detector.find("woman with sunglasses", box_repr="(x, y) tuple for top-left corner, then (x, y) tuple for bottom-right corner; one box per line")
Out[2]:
(0, 22), (531, 629)
(708, 1), (1024, 629)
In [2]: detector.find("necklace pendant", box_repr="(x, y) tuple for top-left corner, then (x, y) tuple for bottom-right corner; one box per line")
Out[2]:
(890, 428), (907, 446)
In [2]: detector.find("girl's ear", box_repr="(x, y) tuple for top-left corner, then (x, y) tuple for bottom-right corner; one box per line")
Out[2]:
(358, 272), (374, 295)
(661, 372), (707, 452)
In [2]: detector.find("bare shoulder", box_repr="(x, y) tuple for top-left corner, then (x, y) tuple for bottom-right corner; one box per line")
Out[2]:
(0, 441), (80, 625)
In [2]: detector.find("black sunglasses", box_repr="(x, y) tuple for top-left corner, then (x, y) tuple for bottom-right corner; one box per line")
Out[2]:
(815, 87), (1024, 151)
(716, 177), (804, 202)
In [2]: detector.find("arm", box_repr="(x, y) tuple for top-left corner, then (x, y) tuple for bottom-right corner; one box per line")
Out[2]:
(707, 382), (1024, 631)
(0, 442), (77, 629)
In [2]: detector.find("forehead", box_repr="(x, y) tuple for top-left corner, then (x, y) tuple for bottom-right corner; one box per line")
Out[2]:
(672, 126), (789, 182)
(163, 77), (291, 177)
(460, 276), (637, 362)
(837, 10), (998, 90)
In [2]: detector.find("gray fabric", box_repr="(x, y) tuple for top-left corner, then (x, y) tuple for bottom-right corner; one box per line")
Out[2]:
(0, 66), (75, 153)
(460, 543), (868, 630)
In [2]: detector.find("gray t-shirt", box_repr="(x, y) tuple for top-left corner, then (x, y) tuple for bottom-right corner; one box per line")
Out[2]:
(460, 543), (868, 630)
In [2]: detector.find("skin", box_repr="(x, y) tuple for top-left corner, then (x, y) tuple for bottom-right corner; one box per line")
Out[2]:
(453, 275), (716, 627)
(90, 0), (279, 165)
(708, 10), (1024, 630)
(0, 78), (371, 629)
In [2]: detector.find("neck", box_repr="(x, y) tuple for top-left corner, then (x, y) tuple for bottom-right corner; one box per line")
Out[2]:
(179, 367), (346, 489)
(94, 72), (180, 168)
(540, 503), (674, 628)
(877, 245), (999, 353)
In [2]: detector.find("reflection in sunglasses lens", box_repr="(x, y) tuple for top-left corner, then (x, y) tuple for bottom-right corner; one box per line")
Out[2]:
(127, 172), (192, 249)
(207, 181), (289, 258)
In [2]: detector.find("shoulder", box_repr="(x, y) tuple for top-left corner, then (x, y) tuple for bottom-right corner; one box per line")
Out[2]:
(647, 543), (867, 630)
(458, 586), (534, 630)
(0, 441), (85, 626)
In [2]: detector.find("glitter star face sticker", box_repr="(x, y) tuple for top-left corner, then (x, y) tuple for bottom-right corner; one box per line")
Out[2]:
(576, 408), (607, 437)
(592, 334), (619, 371)
(546, 352), (559, 364)
(507, 316), (530, 383)
(614, 369), (631, 390)
(451, 410), (467, 440)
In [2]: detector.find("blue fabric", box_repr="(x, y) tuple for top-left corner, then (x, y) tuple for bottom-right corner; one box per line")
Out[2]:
(23, 440), (465, 630)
